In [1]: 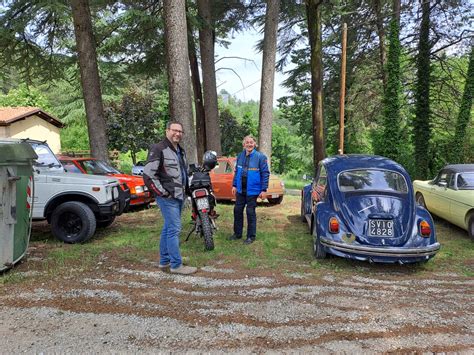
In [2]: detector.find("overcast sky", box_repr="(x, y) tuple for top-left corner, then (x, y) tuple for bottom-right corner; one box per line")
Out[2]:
(214, 29), (290, 107)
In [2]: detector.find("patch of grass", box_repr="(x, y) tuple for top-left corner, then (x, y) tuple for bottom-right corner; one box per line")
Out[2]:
(419, 219), (474, 277)
(2, 196), (472, 284)
(282, 177), (307, 190)
(0, 271), (25, 285)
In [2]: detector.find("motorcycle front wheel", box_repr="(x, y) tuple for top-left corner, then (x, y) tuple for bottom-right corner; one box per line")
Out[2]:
(198, 210), (215, 251)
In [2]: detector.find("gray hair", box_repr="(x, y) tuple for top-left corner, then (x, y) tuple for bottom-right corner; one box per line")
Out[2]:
(242, 135), (258, 147)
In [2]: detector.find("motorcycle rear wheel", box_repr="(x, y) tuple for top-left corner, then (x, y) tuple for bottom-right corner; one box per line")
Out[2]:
(199, 211), (215, 251)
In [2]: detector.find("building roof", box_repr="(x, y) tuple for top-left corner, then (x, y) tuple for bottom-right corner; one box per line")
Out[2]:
(0, 107), (64, 128)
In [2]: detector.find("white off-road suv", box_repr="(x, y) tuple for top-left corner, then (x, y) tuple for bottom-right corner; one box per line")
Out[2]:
(0, 138), (129, 243)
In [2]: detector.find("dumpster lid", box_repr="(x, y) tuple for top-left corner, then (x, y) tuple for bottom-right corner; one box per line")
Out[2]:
(0, 143), (38, 163)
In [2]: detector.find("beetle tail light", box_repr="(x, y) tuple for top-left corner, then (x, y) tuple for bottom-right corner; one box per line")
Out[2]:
(329, 217), (339, 233)
(420, 220), (431, 237)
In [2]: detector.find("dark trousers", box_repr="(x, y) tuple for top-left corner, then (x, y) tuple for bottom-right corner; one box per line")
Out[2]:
(233, 193), (258, 239)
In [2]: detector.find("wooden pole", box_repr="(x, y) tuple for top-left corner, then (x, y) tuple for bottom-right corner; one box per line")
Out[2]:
(339, 23), (347, 155)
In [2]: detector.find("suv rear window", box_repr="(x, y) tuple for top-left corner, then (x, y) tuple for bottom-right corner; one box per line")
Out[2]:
(338, 169), (408, 193)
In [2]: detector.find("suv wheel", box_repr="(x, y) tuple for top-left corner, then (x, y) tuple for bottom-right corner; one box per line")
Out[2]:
(51, 201), (96, 243)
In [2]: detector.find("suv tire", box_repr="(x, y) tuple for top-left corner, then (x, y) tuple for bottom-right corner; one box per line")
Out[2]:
(51, 201), (96, 243)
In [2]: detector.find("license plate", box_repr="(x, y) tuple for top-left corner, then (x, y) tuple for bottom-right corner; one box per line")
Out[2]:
(368, 219), (394, 237)
(271, 194), (278, 198)
(195, 197), (209, 210)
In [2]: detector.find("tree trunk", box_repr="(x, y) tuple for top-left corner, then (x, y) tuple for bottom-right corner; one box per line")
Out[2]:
(372, 0), (387, 91)
(163, 0), (197, 163)
(197, 0), (222, 155)
(375, 0), (401, 162)
(70, 0), (109, 162)
(413, 0), (431, 179)
(187, 15), (206, 163)
(306, 0), (325, 166)
(258, 0), (280, 167)
(451, 46), (473, 163)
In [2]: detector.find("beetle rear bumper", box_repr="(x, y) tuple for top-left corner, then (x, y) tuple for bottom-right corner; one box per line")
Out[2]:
(320, 238), (440, 258)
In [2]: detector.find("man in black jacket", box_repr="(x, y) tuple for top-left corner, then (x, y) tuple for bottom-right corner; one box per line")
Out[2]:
(143, 121), (197, 275)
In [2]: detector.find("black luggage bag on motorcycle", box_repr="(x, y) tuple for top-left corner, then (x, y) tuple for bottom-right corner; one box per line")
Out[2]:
(189, 171), (211, 189)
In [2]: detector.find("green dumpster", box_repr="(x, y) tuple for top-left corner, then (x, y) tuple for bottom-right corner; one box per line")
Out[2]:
(0, 143), (37, 271)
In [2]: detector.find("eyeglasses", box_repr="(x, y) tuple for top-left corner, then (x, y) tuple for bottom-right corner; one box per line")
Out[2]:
(169, 128), (184, 134)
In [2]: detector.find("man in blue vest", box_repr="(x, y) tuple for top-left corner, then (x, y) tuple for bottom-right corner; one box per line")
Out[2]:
(229, 135), (270, 244)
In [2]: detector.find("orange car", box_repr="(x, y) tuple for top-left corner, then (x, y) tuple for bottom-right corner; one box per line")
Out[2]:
(210, 157), (285, 204)
(59, 156), (153, 208)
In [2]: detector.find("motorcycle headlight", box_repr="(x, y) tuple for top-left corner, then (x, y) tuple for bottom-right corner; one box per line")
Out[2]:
(135, 185), (144, 194)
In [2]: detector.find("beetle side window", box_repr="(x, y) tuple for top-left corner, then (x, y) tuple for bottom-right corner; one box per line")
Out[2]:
(313, 166), (327, 200)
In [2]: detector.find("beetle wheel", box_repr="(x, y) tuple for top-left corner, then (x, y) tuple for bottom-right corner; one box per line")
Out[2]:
(312, 223), (326, 259)
(301, 200), (306, 223)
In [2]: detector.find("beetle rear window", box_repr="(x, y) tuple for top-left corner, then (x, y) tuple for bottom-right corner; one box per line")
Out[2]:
(338, 169), (408, 193)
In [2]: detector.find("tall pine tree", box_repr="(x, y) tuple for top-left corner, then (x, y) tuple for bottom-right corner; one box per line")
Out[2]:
(413, 0), (432, 179)
(375, 0), (401, 162)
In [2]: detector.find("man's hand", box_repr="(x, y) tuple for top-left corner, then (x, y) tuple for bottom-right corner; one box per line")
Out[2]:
(258, 191), (266, 199)
(232, 187), (236, 196)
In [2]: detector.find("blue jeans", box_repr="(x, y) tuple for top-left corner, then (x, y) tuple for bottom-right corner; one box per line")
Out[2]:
(156, 197), (184, 268)
(233, 193), (258, 239)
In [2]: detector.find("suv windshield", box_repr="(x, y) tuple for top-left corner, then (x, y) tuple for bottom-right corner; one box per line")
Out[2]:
(79, 159), (120, 175)
(338, 169), (408, 193)
(31, 143), (64, 172)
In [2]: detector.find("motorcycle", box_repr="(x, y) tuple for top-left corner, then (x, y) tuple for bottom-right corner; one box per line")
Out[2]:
(185, 151), (218, 251)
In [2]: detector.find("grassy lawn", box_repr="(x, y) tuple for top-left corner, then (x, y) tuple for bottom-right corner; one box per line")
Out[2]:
(2, 196), (472, 284)
(282, 176), (307, 190)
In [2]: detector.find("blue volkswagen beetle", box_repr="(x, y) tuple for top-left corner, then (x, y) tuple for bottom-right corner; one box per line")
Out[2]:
(301, 155), (440, 264)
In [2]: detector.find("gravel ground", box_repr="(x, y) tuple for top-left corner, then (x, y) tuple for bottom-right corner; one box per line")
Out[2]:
(1, 255), (473, 353)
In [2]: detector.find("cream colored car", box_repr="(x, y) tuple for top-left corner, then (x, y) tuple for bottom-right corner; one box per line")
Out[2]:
(413, 164), (474, 240)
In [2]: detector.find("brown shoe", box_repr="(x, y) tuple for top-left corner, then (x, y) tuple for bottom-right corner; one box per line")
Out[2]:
(158, 262), (170, 271)
(170, 265), (197, 275)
